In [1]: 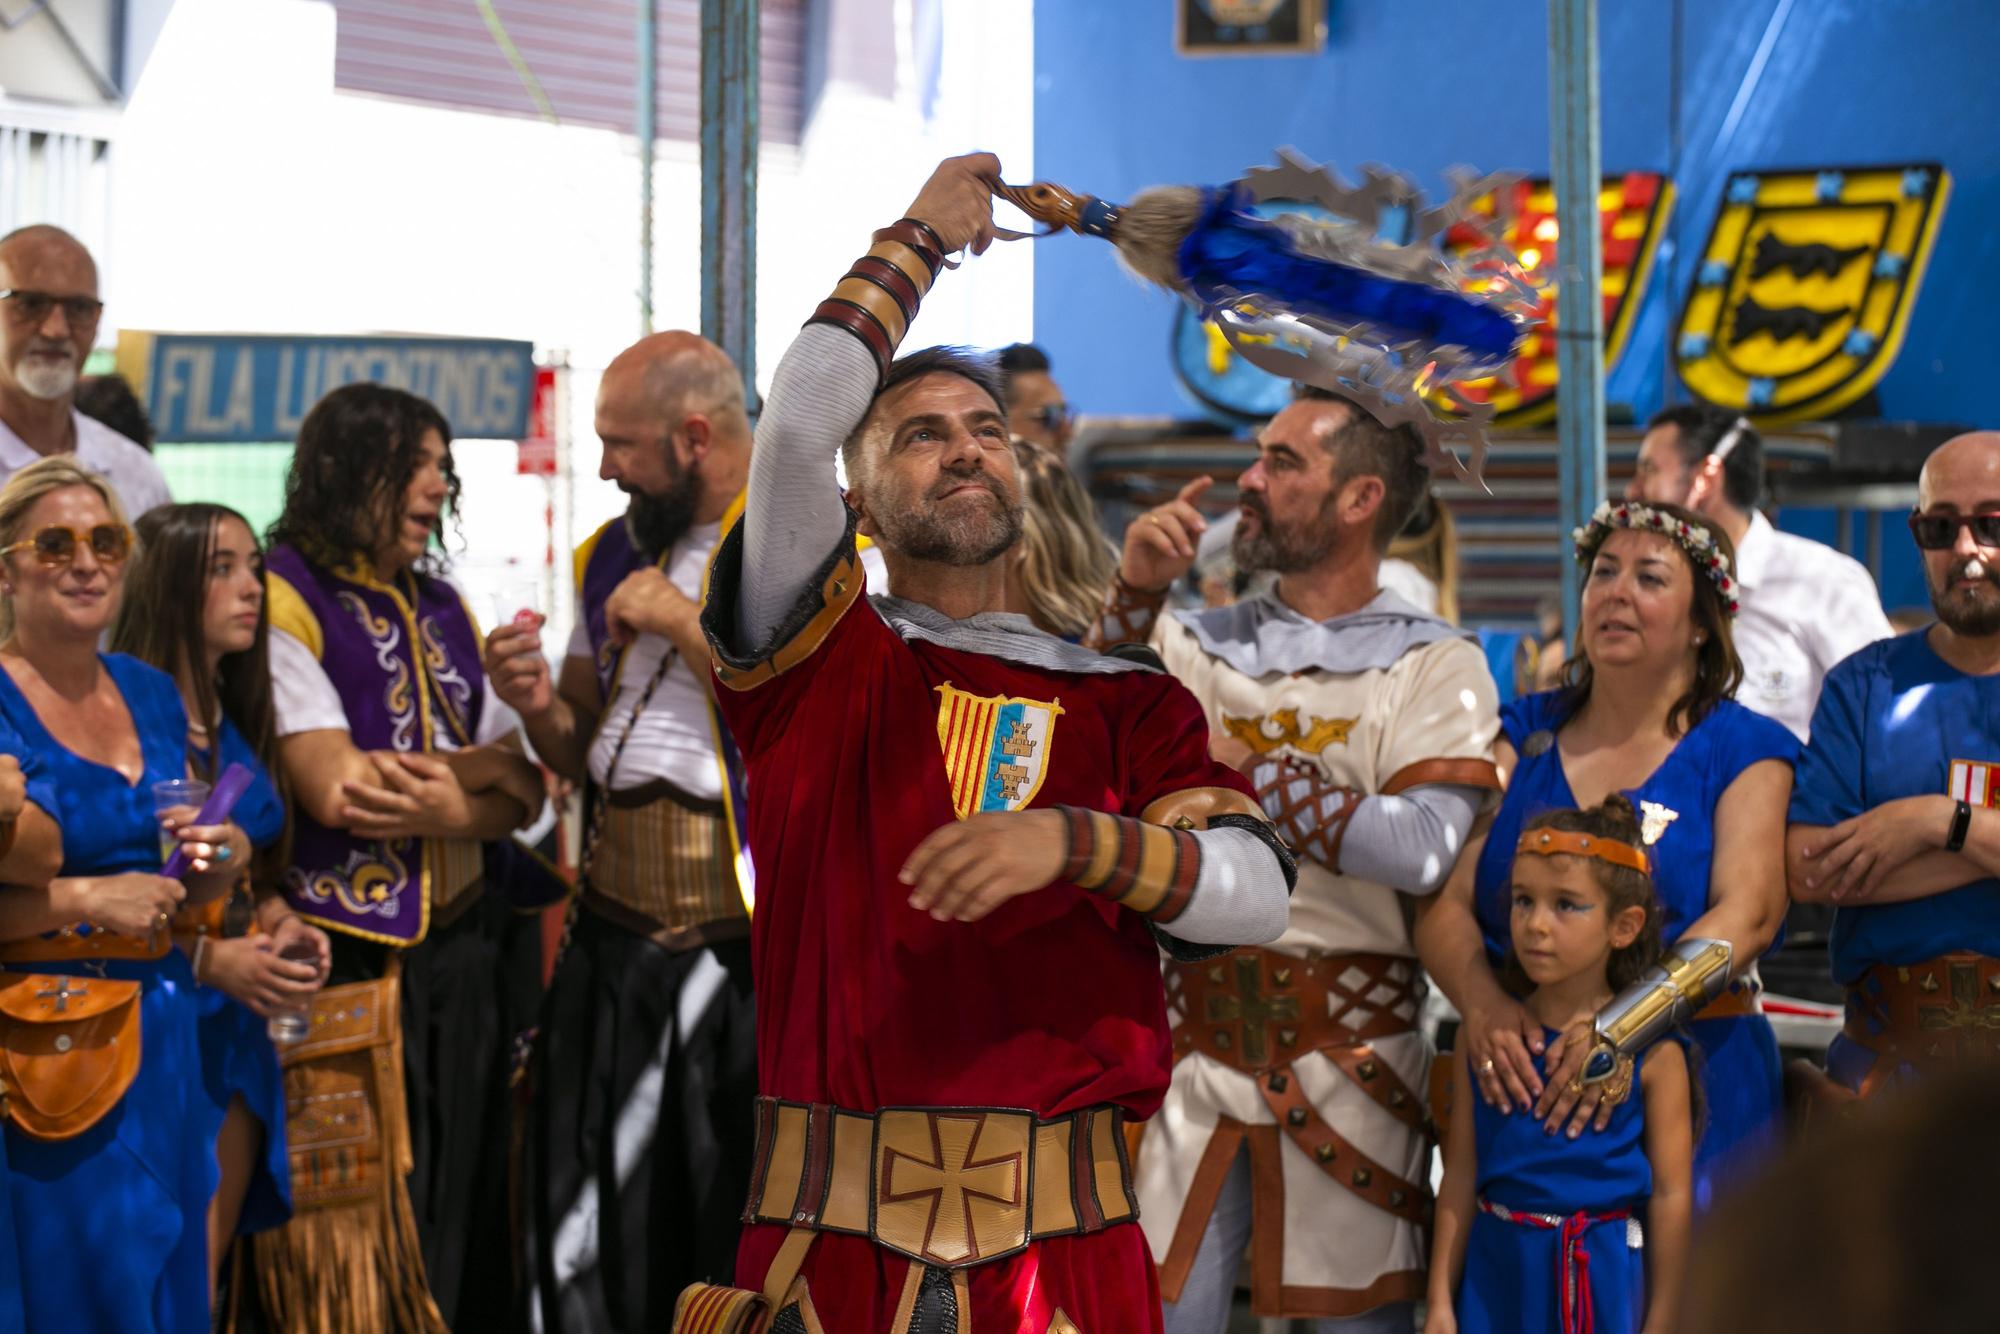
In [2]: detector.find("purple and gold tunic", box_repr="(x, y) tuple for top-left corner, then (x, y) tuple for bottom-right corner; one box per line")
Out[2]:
(266, 544), (488, 945)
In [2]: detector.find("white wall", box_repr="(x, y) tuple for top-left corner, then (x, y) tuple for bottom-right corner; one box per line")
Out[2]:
(16, 0), (1033, 645)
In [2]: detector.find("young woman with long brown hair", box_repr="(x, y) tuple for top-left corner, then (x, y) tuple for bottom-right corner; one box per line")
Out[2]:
(113, 500), (331, 1297)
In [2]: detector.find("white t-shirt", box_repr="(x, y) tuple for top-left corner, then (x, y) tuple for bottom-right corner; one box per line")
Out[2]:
(0, 410), (173, 522)
(1732, 510), (1894, 742)
(566, 520), (727, 799)
(563, 522), (889, 800)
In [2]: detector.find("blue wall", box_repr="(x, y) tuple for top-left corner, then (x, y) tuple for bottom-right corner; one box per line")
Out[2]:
(1033, 0), (2000, 430)
(1032, 0), (2000, 612)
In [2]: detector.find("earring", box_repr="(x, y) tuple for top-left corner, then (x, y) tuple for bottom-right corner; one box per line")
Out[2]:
(1692, 632), (1706, 647)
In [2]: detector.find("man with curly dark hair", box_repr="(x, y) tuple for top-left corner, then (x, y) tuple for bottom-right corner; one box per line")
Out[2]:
(257, 381), (549, 1331)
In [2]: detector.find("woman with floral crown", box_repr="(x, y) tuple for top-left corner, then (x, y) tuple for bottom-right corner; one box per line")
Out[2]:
(1417, 500), (1798, 1212)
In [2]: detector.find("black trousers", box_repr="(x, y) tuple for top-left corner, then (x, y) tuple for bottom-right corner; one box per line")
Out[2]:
(525, 904), (758, 1333)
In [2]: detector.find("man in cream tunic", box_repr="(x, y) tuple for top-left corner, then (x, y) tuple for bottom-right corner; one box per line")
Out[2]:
(1092, 390), (1499, 1330)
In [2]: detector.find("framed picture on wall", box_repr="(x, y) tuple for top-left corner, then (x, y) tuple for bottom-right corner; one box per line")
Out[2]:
(1176, 0), (1326, 56)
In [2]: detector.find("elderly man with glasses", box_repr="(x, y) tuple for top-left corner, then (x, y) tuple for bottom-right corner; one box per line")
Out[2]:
(0, 225), (172, 522)
(1787, 431), (2000, 1097)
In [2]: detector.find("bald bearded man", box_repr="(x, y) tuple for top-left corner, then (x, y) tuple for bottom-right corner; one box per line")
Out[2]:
(0, 225), (171, 518)
(1788, 432), (2000, 1095)
(487, 332), (762, 1331)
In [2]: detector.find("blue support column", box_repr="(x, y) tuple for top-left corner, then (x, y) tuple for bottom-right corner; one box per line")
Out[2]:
(702, 0), (760, 412)
(1548, 0), (1605, 628)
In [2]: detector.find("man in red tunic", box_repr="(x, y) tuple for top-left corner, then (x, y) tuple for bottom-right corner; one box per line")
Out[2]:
(687, 156), (1296, 1333)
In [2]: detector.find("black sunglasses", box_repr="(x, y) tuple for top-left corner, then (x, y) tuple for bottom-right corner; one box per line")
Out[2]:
(1031, 402), (1072, 431)
(1908, 511), (2000, 551)
(0, 289), (104, 327)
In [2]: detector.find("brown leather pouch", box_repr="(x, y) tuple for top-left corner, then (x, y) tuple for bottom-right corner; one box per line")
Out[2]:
(279, 971), (409, 1211)
(0, 972), (142, 1139)
(251, 960), (448, 1334)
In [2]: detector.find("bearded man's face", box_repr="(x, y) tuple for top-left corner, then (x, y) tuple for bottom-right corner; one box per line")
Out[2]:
(857, 372), (1022, 567)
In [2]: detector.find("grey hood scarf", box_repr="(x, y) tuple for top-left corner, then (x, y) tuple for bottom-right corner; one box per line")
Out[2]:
(872, 595), (1156, 676)
(1171, 588), (1469, 678)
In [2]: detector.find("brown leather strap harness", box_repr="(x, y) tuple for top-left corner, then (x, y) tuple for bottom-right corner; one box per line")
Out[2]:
(1169, 946), (1433, 1223)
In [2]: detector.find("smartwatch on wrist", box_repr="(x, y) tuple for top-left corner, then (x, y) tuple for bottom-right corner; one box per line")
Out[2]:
(1947, 798), (1973, 853)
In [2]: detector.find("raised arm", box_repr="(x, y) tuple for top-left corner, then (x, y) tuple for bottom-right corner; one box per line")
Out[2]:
(731, 154), (1000, 650)
(1084, 476), (1214, 649)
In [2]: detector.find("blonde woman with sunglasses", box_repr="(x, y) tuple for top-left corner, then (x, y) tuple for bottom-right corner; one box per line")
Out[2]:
(0, 457), (250, 1333)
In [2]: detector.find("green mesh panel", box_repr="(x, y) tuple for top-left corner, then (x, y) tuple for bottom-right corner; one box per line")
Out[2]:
(153, 443), (294, 540)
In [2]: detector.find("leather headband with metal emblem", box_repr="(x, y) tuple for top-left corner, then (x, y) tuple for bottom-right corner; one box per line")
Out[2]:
(1514, 827), (1649, 875)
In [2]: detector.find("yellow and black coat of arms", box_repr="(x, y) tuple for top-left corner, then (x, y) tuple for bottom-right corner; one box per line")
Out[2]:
(1675, 163), (1949, 422)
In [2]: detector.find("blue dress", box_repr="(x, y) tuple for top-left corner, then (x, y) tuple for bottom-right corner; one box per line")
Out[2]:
(186, 716), (293, 1237)
(1788, 630), (2000, 1090)
(0, 723), (57, 1334)
(1472, 690), (1799, 1213)
(0, 654), (211, 1332)
(1458, 1038), (1651, 1334)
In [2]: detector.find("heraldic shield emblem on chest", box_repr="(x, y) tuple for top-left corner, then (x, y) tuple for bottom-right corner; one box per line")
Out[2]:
(1675, 163), (1950, 422)
(935, 684), (1063, 819)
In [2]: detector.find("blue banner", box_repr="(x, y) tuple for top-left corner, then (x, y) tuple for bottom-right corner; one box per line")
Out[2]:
(133, 334), (536, 443)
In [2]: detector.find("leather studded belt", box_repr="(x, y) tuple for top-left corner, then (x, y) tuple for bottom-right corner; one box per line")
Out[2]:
(741, 1096), (1137, 1271)
(1843, 952), (2000, 1090)
(1170, 948), (1434, 1225)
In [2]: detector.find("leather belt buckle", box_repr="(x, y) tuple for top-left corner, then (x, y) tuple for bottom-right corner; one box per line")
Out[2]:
(871, 1106), (1034, 1269)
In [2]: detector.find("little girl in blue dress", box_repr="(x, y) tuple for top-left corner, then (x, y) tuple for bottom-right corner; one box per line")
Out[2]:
(1427, 795), (1694, 1334)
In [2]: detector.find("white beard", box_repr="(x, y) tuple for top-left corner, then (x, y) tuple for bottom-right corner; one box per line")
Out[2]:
(15, 356), (77, 401)
(1965, 559), (1989, 581)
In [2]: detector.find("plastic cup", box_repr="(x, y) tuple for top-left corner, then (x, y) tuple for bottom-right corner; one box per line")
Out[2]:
(267, 1009), (310, 1044)
(152, 778), (209, 865)
(492, 573), (545, 632)
(266, 936), (323, 1044)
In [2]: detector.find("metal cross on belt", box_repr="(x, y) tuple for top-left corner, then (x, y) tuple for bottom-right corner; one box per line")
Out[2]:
(1917, 961), (2000, 1033)
(1205, 953), (1302, 1068)
(35, 977), (85, 1013)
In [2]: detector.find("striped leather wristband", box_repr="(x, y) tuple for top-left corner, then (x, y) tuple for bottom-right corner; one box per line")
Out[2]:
(807, 223), (946, 381)
(1056, 805), (1200, 924)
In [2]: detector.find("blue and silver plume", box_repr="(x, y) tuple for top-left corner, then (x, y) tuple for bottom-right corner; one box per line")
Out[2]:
(994, 149), (1545, 485)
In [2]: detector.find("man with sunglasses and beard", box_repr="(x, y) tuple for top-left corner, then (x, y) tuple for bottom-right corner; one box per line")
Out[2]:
(997, 343), (1073, 456)
(1788, 431), (2000, 1096)
(1090, 385), (1502, 1331)
(0, 226), (171, 520)
(484, 331), (766, 1333)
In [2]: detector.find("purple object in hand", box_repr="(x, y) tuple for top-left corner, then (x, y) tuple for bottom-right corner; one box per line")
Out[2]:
(162, 762), (255, 879)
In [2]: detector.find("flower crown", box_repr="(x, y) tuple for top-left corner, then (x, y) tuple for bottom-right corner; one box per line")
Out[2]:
(1570, 501), (1741, 616)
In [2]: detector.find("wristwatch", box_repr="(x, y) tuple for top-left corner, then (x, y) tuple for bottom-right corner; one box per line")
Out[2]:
(1946, 798), (1973, 853)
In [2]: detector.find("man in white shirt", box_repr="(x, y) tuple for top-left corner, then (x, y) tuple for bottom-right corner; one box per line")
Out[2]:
(1627, 404), (1892, 741)
(483, 330), (758, 1334)
(0, 226), (172, 519)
